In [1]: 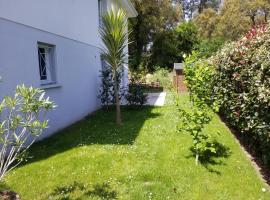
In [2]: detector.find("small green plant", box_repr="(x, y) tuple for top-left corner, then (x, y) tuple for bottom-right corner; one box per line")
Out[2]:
(176, 52), (220, 165)
(178, 104), (216, 165)
(0, 85), (55, 181)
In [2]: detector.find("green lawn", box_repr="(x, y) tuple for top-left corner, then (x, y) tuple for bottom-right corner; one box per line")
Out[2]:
(4, 93), (270, 200)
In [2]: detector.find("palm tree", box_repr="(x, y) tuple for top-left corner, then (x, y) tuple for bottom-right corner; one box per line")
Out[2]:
(100, 8), (129, 125)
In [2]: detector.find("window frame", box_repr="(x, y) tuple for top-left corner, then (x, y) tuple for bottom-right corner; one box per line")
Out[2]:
(37, 42), (57, 85)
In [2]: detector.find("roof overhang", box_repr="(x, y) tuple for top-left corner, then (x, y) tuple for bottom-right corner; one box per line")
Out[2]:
(119, 0), (138, 18)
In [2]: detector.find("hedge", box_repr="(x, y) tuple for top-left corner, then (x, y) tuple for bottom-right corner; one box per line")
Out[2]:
(184, 25), (270, 166)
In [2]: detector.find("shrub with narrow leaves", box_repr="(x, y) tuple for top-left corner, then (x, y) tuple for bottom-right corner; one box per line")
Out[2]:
(0, 85), (55, 181)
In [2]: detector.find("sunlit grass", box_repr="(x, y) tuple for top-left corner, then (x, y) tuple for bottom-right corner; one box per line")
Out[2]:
(4, 93), (270, 199)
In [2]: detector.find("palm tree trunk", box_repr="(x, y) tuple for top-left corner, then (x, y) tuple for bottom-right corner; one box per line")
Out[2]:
(114, 73), (122, 125)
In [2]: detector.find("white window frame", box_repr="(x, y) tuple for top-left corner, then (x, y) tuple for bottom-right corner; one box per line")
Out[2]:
(37, 42), (57, 85)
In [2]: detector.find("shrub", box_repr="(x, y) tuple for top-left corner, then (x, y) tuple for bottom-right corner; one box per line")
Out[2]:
(178, 103), (216, 165)
(178, 55), (219, 165)
(150, 67), (172, 90)
(212, 24), (270, 165)
(125, 83), (148, 106)
(98, 64), (125, 108)
(0, 85), (55, 180)
(195, 37), (225, 58)
(184, 52), (218, 110)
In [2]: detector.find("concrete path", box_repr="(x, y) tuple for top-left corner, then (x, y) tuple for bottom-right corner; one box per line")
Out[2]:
(145, 92), (166, 106)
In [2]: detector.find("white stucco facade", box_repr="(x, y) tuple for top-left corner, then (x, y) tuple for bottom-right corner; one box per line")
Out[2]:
(0, 0), (137, 139)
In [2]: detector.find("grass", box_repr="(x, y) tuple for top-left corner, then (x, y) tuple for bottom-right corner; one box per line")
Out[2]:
(4, 93), (270, 200)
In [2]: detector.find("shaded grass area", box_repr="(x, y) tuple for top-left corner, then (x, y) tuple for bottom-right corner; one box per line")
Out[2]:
(4, 93), (270, 199)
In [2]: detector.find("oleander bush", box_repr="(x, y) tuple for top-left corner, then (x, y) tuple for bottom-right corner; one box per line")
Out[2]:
(0, 85), (55, 181)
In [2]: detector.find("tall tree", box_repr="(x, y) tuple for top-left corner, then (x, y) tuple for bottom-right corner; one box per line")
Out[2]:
(129, 0), (182, 70)
(100, 8), (129, 125)
(242, 0), (270, 25)
(194, 8), (219, 38)
(215, 0), (250, 40)
(178, 0), (221, 19)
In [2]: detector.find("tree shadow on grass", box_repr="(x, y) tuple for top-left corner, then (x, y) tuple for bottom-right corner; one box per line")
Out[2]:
(48, 181), (117, 200)
(186, 141), (232, 175)
(20, 106), (160, 167)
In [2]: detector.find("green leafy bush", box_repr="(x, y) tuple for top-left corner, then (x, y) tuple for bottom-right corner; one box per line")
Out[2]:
(177, 55), (219, 165)
(184, 52), (218, 110)
(178, 103), (216, 165)
(125, 83), (148, 106)
(150, 67), (172, 90)
(98, 64), (125, 108)
(212, 25), (270, 165)
(195, 37), (225, 58)
(0, 85), (55, 180)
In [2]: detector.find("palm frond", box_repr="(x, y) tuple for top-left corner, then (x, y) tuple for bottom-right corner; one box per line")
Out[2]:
(100, 8), (130, 74)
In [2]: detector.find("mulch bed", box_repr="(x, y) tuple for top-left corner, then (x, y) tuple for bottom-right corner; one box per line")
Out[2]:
(0, 190), (20, 200)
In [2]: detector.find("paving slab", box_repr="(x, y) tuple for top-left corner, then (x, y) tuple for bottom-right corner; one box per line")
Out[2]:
(145, 92), (166, 106)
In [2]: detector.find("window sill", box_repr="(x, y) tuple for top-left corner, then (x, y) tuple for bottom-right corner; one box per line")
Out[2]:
(40, 83), (62, 89)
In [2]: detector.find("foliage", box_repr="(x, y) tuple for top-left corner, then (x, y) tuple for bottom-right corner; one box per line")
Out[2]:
(241, 0), (270, 25)
(150, 22), (199, 69)
(150, 68), (172, 90)
(195, 37), (225, 58)
(125, 82), (148, 106)
(183, 52), (218, 108)
(192, 0), (270, 41)
(194, 8), (219, 39)
(0, 85), (55, 181)
(100, 8), (129, 125)
(150, 30), (179, 70)
(129, 0), (182, 71)
(175, 22), (200, 60)
(215, 0), (251, 41)
(179, 0), (222, 19)
(178, 51), (221, 165)
(98, 64), (125, 108)
(178, 102), (216, 165)
(212, 24), (270, 165)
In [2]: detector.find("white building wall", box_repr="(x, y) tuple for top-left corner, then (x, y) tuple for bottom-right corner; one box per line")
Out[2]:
(0, 0), (100, 46)
(0, 18), (102, 139)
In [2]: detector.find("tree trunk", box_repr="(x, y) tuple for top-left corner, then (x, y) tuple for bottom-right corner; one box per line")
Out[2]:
(251, 15), (256, 26)
(113, 73), (122, 125)
(195, 154), (199, 165)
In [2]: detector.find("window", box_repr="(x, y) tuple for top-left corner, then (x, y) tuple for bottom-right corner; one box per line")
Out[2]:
(37, 43), (56, 85)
